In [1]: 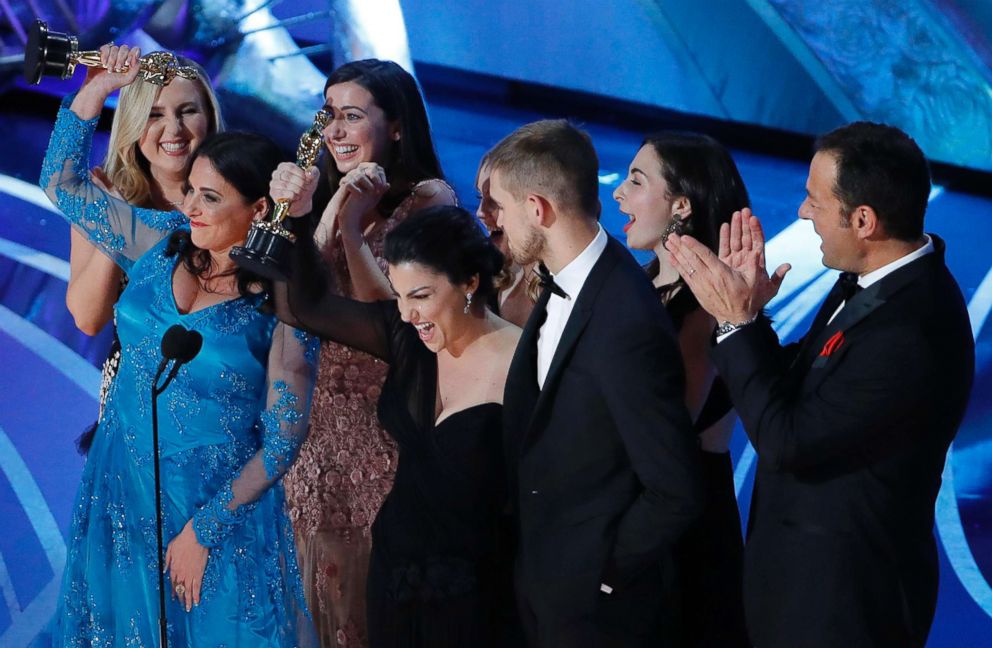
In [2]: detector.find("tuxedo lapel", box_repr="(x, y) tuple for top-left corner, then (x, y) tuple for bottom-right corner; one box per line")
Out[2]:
(790, 277), (846, 373)
(797, 243), (939, 380)
(505, 286), (551, 454)
(519, 239), (621, 452)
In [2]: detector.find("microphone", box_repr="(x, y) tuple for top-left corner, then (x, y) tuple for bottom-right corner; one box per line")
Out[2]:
(161, 329), (202, 390)
(154, 325), (203, 394)
(154, 324), (191, 380)
(163, 323), (200, 361)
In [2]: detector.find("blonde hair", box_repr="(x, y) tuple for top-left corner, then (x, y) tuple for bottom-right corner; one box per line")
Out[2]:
(102, 57), (222, 207)
(486, 119), (600, 218)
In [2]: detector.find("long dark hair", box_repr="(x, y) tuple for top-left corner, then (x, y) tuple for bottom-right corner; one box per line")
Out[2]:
(384, 205), (503, 306)
(321, 59), (444, 213)
(641, 132), (750, 285)
(165, 131), (285, 301)
(643, 132), (750, 250)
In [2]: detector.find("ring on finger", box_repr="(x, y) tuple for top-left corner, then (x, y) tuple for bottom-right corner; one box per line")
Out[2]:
(686, 267), (696, 276)
(174, 582), (186, 596)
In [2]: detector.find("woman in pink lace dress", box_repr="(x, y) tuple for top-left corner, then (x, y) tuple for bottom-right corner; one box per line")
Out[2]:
(270, 59), (456, 647)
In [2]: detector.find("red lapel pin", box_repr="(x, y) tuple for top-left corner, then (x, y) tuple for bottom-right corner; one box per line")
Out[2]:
(820, 330), (845, 357)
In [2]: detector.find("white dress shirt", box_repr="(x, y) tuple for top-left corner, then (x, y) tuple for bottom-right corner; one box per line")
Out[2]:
(536, 225), (608, 388)
(826, 234), (934, 324)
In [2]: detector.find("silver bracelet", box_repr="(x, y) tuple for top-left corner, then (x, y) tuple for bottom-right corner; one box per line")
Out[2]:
(715, 313), (759, 337)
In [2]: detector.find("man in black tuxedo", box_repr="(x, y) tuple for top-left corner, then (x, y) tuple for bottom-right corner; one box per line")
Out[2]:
(487, 120), (703, 647)
(667, 122), (975, 647)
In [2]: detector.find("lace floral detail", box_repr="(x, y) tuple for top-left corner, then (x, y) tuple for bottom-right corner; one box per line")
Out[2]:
(135, 205), (186, 231)
(39, 99), (97, 195)
(43, 96), (319, 643)
(288, 341), (394, 541)
(192, 324), (318, 548)
(108, 501), (132, 569)
(287, 180), (454, 540)
(263, 380), (306, 478)
(60, 190), (126, 251)
(193, 482), (250, 548)
(297, 327), (320, 365)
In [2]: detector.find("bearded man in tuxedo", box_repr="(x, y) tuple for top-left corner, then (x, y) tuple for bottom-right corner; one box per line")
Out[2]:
(488, 119), (702, 647)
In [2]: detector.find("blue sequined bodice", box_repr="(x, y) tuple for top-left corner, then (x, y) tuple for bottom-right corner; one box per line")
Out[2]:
(110, 239), (272, 468)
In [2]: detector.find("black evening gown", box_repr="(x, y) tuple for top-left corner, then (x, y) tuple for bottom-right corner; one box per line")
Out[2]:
(277, 247), (518, 647)
(663, 286), (750, 648)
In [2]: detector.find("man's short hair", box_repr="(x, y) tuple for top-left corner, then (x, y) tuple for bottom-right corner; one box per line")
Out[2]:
(486, 119), (600, 218)
(815, 122), (930, 241)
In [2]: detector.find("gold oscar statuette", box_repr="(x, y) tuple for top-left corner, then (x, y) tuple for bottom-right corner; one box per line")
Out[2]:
(24, 20), (197, 86)
(230, 109), (332, 281)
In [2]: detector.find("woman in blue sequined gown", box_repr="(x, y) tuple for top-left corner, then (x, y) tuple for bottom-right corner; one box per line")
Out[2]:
(38, 46), (319, 647)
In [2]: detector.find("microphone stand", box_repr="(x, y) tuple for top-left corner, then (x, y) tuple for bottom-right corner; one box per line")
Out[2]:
(149, 325), (202, 646)
(151, 360), (176, 648)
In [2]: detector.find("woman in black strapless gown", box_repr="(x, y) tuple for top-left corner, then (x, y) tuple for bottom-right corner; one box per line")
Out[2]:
(614, 132), (751, 647)
(275, 205), (522, 647)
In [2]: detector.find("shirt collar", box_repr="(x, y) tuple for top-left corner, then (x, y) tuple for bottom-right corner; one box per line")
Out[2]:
(859, 234), (934, 288)
(550, 225), (607, 301)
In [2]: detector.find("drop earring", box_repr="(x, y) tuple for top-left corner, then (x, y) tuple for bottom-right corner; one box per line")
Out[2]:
(463, 292), (474, 314)
(661, 216), (689, 245)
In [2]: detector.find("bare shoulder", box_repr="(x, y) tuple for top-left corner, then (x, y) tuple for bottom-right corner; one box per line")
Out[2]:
(478, 321), (521, 402)
(492, 318), (522, 352)
(476, 320), (521, 371)
(409, 178), (457, 208)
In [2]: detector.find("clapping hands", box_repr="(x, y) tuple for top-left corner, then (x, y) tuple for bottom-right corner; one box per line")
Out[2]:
(665, 208), (791, 325)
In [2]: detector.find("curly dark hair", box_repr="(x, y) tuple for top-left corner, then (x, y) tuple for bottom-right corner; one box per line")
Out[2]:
(384, 205), (504, 305)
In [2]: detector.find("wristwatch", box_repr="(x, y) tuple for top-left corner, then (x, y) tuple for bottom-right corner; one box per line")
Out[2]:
(715, 314), (758, 337)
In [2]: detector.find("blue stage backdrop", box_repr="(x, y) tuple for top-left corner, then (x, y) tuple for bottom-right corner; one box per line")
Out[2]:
(398, 0), (992, 173)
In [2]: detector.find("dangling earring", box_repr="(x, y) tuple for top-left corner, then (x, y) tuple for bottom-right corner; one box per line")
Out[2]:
(463, 292), (474, 314)
(661, 216), (689, 245)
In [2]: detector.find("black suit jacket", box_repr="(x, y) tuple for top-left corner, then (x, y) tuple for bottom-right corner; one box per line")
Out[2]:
(713, 236), (974, 648)
(504, 236), (703, 646)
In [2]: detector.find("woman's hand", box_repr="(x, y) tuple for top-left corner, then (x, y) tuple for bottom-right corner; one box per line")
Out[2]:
(336, 163), (389, 238)
(269, 162), (320, 218)
(314, 183), (347, 250)
(71, 45), (142, 121)
(165, 519), (209, 612)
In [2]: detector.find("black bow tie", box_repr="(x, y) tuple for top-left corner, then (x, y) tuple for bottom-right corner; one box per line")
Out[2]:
(838, 272), (862, 302)
(534, 264), (569, 300)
